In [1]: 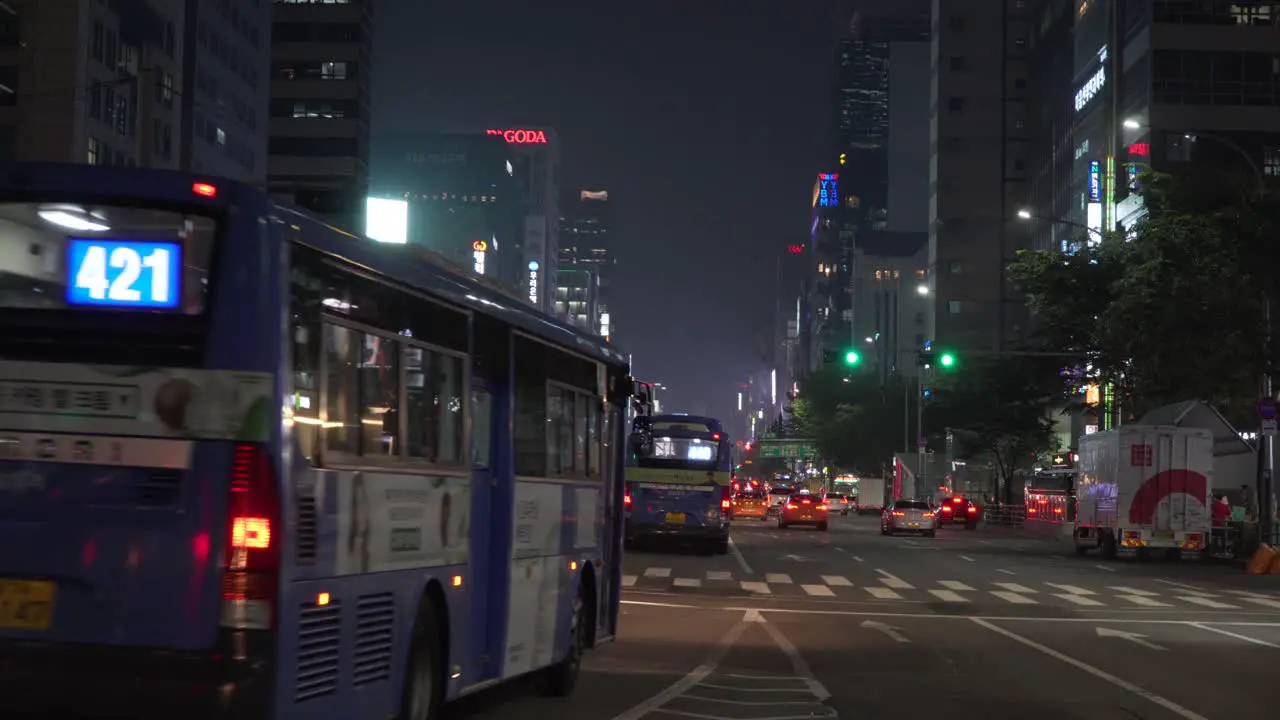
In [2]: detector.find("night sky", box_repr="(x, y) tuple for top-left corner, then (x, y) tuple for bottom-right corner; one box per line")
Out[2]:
(374, 0), (848, 423)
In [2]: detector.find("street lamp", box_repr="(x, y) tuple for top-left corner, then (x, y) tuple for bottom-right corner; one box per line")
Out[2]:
(1017, 209), (1032, 220)
(916, 284), (929, 296)
(1015, 207), (1104, 238)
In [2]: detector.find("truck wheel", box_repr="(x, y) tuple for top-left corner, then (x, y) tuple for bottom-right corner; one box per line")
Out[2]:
(401, 598), (444, 720)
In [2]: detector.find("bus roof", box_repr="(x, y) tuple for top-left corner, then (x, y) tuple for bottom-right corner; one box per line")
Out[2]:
(0, 163), (627, 369)
(647, 415), (724, 433)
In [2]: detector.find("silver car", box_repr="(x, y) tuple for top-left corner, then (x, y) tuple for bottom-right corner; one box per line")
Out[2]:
(826, 493), (851, 516)
(881, 499), (937, 537)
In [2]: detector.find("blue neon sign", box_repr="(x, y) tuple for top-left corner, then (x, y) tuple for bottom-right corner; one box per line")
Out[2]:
(818, 173), (839, 208)
(1088, 160), (1101, 202)
(65, 239), (183, 310)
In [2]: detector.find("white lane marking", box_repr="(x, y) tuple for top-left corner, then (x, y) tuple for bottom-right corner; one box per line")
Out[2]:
(728, 537), (754, 575)
(862, 619), (910, 642)
(979, 539), (995, 545)
(875, 569), (914, 589)
(1046, 583), (1095, 595)
(706, 570), (733, 581)
(1096, 626), (1166, 651)
(765, 573), (793, 584)
(1109, 587), (1158, 596)
(1118, 594), (1171, 607)
(959, 555), (976, 562)
(996, 568), (1017, 575)
(994, 582), (1037, 593)
(929, 589), (970, 603)
(991, 591), (1038, 605)
(1189, 623), (1280, 649)
(939, 580), (975, 591)
(673, 578), (702, 588)
(756, 612), (832, 701)
(1095, 564), (1117, 572)
(1056, 593), (1105, 607)
(1178, 595), (1239, 609)
(970, 618), (1209, 720)
(821, 575), (852, 586)
(852, 555), (865, 562)
(1240, 597), (1280, 610)
(1229, 590), (1280, 599)
(644, 567), (672, 578)
(802, 584), (836, 597)
(1153, 579), (1212, 592)
(608, 614), (751, 720)
(865, 587), (904, 600)
(621, 575), (637, 587)
(741, 581), (772, 594)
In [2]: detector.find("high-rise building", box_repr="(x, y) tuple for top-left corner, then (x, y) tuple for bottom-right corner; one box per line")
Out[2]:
(367, 132), (523, 291)
(180, 0), (271, 182)
(0, 1), (269, 179)
(486, 128), (560, 314)
(559, 189), (614, 337)
(269, 0), (373, 231)
(927, 1), (1030, 353)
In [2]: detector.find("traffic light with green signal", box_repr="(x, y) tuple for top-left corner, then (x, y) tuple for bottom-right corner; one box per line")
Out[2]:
(844, 350), (861, 366)
(918, 350), (958, 368)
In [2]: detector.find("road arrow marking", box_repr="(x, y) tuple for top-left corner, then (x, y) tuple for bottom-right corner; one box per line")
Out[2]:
(1096, 626), (1166, 651)
(743, 609), (767, 623)
(779, 554), (812, 562)
(862, 620), (910, 643)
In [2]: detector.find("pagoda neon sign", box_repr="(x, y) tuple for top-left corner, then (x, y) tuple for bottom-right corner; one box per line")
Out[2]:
(487, 129), (548, 145)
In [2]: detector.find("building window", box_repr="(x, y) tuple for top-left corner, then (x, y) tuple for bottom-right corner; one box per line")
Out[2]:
(948, 97), (965, 111)
(1265, 145), (1280, 177)
(86, 137), (100, 165)
(321, 61), (348, 80)
(948, 300), (963, 314)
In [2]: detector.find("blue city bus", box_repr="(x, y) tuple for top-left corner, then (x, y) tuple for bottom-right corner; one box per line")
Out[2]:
(0, 163), (632, 719)
(624, 414), (732, 554)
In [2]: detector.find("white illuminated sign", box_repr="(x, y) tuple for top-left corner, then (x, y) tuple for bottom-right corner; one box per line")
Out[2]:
(365, 197), (408, 244)
(472, 240), (486, 275)
(1074, 66), (1105, 112)
(599, 311), (610, 338)
(528, 260), (539, 304)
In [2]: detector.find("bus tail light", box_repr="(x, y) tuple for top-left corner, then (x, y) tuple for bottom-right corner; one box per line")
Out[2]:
(720, 484), (732, 510)
(624, 482), (632, 507)
(222, 443), (280, 630)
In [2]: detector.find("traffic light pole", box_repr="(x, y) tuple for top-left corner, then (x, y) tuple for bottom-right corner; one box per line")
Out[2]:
(916, 369), (925, 493)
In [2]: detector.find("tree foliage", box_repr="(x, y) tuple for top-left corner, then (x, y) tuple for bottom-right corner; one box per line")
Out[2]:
(928, 355), (1062, 503)
(1009, 168), (1277, 422)
(791, 368), (913, 476)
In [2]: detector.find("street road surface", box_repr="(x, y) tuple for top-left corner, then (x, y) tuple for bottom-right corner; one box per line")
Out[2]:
(455, 514), (1280, 719)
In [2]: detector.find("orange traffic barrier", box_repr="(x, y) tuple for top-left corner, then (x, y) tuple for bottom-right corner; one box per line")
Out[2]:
(1246, 544), (1276, 574)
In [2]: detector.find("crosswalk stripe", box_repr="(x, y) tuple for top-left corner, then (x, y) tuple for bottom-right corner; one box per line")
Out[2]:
(673, 578), (701, 588)
(822, 575), (852, 586)
(877, 577), (914, 590)
(1046, 583), (1095, 595)
(706, 570), (733, 581)
(802, 584), (836, 597)
(1118, 594), (1170, 607)
(765, 573), (793, 584)
(741, 581), (772, 594)
(1056, 593), (1104, 606)
(991, 591), (1038, 604)
(644, 567), (671, 578)
(622, 575), (637, 587)
(1178, 596), (1239, 609)
(865, 587), (903, 600)
(929, 589), (969, 602)
(994, 582), (1037, 593)
(1241, 597), (1280, 610)
(939, 580), (975, 591)
(1109, 586), (1158, 596)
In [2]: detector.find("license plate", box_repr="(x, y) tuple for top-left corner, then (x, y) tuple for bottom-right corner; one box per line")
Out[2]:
(1153, 530), (1173, 539)
(908, 523), (919, 528)
(664, 512), (686, 524)
(0, 579), (56, 631)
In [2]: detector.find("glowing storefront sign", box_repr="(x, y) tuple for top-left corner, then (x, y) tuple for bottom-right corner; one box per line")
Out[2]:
(1074, 66), (1105, 112)
(1088, 160), (1101, 202)
(1128, 142), (1149, 157)
(472, 240), (487, 275)
(528, 260), (539, 304)
(486, 128), (548, 145)
(817, 173), (839, 208)
(599, 312), (610, 338)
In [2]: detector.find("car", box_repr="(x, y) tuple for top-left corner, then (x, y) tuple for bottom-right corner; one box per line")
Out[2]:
(732, 486), (771, 521)
(881, 499), (937, 536)
(938, 495), (980, 529)
(766, 485), (797, 516)
(778, 489), (829, 530)
(826, 493), (852, 516)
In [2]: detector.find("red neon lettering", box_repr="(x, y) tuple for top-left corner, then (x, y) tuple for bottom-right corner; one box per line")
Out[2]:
(486, 129), (548, 145)
(1128, 142), (1150, 157)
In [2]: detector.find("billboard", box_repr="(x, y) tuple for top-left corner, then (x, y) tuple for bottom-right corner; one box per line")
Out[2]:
(365, 197), (408, 244)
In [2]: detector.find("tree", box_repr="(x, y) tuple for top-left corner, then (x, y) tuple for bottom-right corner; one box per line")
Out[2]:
(928, 355), (1061, 504)
(1008, 168), (1274, 422)
(791, 368), (913, 476)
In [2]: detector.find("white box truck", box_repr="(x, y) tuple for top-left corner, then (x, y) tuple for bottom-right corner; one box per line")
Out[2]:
(1074, 425), (1212, 559)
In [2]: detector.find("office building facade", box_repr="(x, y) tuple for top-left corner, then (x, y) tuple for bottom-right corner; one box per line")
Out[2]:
(486, 127), (560, 314)
(269, 0), (373, 231)
(559, 189), (614, 337)
(368, 132), (523, 292)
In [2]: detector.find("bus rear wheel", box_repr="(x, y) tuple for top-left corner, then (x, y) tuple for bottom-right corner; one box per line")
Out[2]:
(541, 586), (584, 696)
(401, 598), (444, 720)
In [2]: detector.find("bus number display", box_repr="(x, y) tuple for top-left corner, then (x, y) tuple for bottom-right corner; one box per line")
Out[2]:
(66, 239), (182, 309)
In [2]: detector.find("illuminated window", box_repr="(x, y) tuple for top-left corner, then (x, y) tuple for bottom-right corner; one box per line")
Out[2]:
(915, 269), (925, 278)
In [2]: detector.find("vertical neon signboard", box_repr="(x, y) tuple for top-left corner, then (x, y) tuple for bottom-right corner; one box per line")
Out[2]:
(817, 173), (839, 208)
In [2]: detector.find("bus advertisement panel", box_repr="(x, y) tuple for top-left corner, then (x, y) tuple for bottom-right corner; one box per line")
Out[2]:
(623, 414), (732, 554)
(0, 163), (632, 719)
